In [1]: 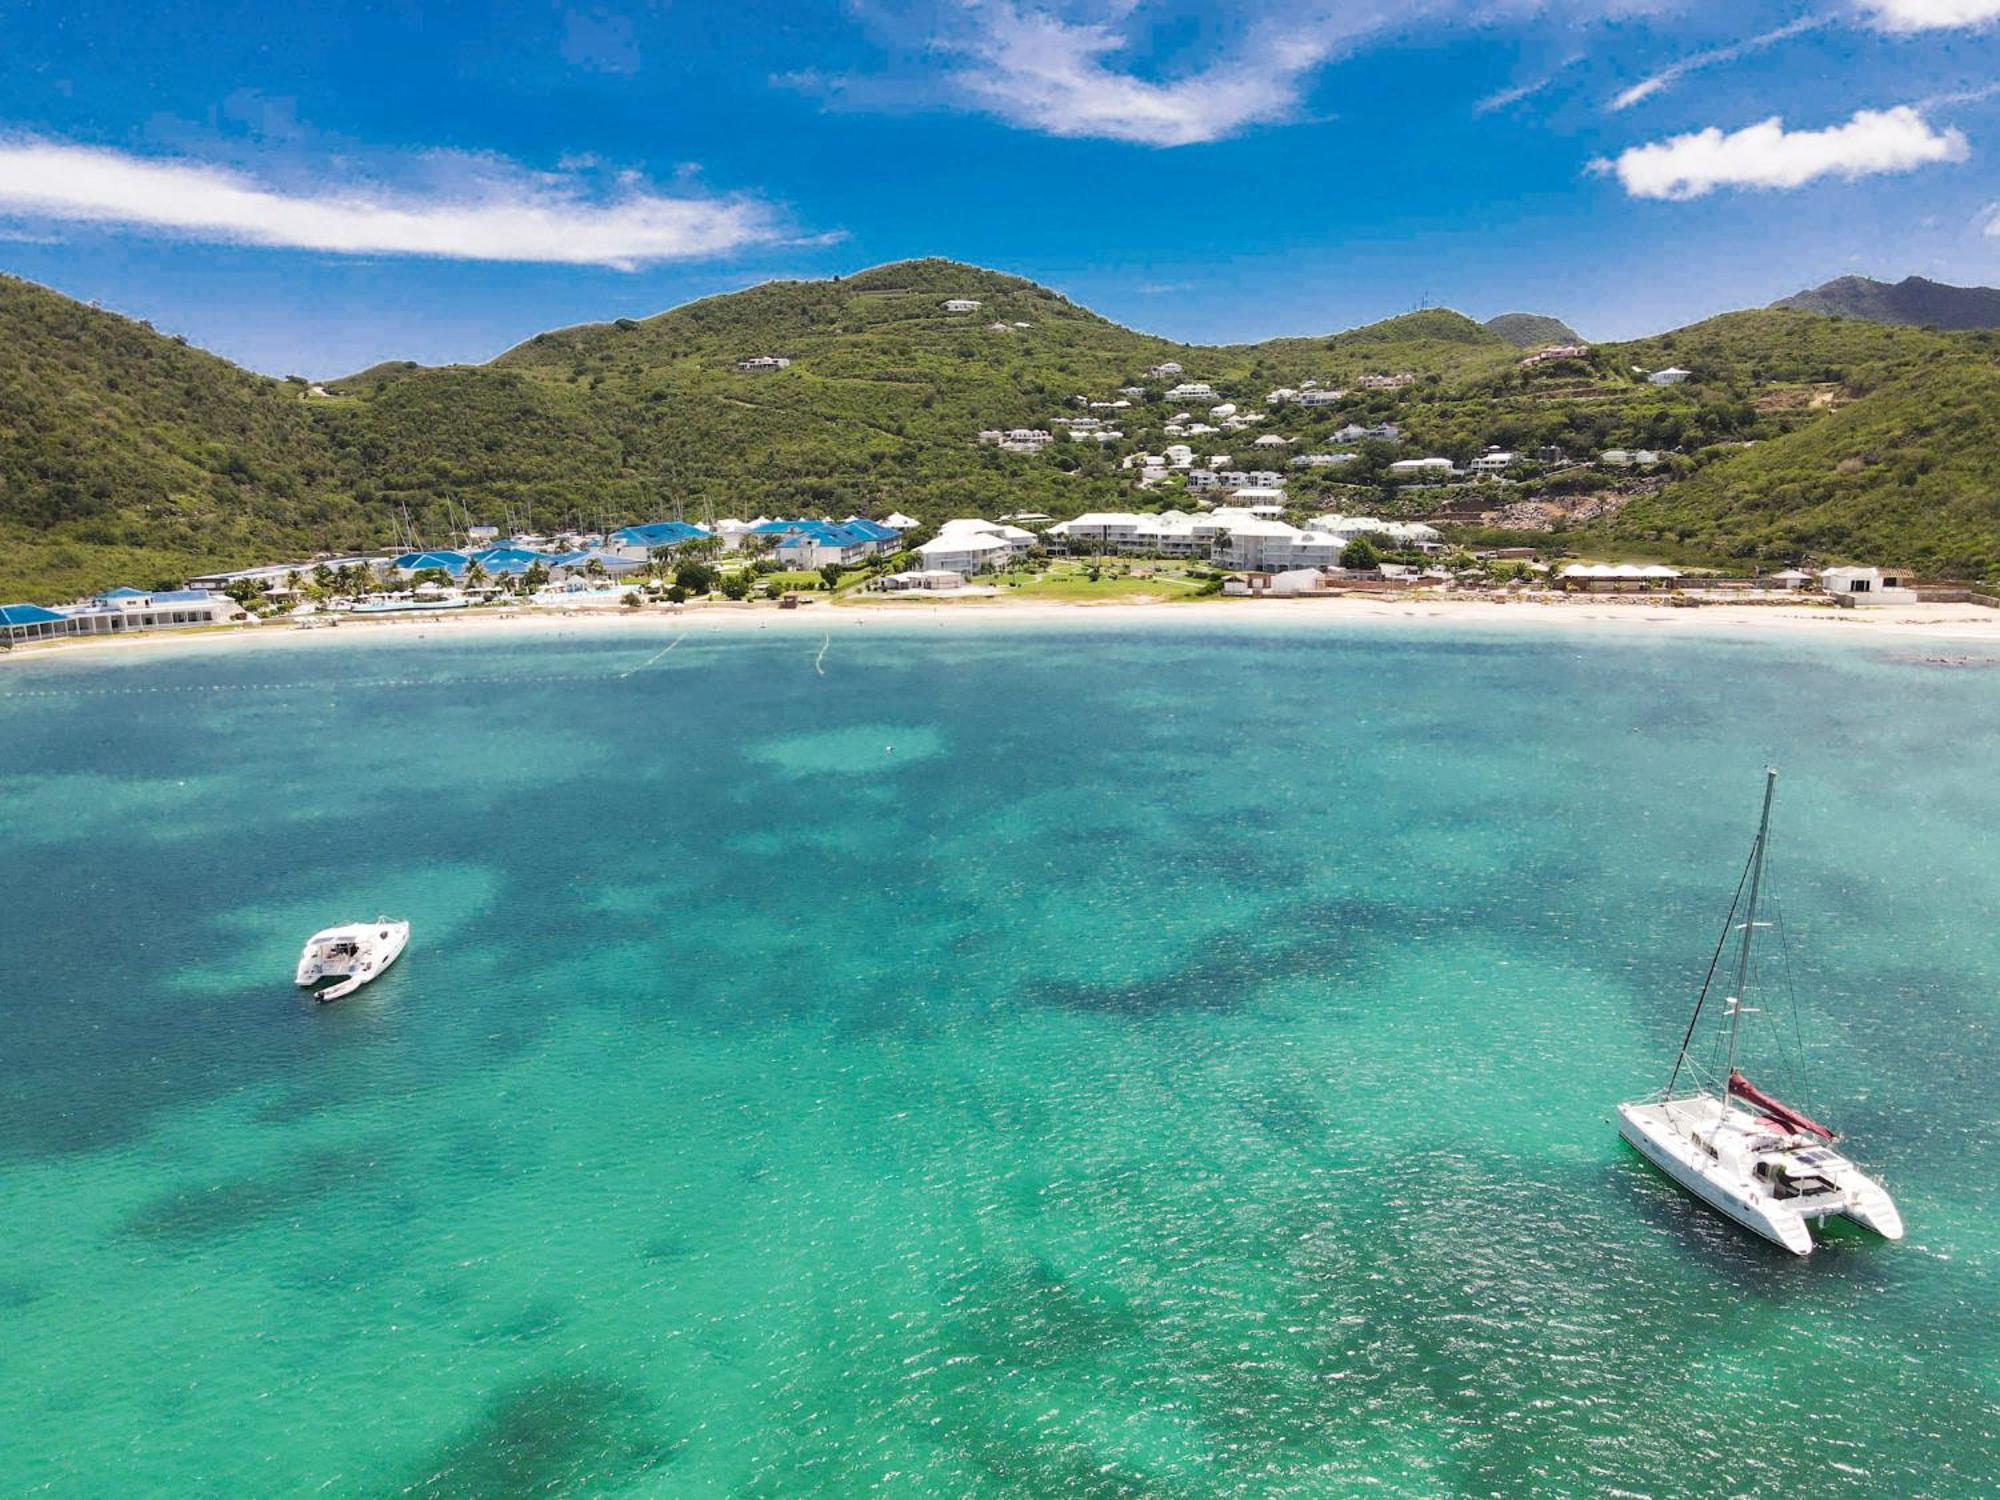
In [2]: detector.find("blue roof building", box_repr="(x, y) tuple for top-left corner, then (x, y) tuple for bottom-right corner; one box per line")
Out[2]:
(390, 550), (470, 576)
(606, 521), (711, 558)
(752, 518), (900, 569)
(1, 602), (69, 640)
(464, 546), (552, 577)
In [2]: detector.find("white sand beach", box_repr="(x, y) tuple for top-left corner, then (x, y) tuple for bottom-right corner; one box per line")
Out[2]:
(4, 592), (1998, 670)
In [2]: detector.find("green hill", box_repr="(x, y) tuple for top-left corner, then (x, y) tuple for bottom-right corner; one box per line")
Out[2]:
(0, 275), (366, 600)
(2, 260), (1998, 599)
(1483, 313), (1582, 348)
(1609, 354), (2000, 575)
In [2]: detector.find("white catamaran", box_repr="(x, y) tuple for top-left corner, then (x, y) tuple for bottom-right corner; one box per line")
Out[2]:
(295, 919), (410, 1004)
(1617, 770), (1904, 1256)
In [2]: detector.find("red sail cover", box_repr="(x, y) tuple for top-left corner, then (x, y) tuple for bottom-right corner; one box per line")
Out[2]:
(1728, 1071), (1834, 1141)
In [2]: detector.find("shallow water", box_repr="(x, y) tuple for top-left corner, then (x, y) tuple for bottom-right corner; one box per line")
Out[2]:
(1, 622), (1994, 1496)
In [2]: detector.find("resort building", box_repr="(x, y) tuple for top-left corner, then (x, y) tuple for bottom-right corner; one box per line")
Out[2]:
(916, 518), (1035, 575)
(0, 603), (75, 644)
(755, 518), (901, 570)
(605, 521), (712, 560)
(544, 549), (646, 579)
(872, 570), (966, 592)
(1305, 515), (1445, 552)
(190, 556), (381, 592)
(390, 550), (471, 577)
(2, 587), (245, 642)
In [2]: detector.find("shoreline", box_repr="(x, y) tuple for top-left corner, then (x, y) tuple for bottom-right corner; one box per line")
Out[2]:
(3, 593), (1998, 669)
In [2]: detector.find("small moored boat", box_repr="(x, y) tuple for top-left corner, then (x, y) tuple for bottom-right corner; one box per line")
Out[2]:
(1616, 770), (1903, 1256)
(296, 919), (410, 1003)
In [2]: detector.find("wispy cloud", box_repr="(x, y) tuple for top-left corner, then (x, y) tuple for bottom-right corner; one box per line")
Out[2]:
(941, 5), (1321, 146)
(0, 139), (796, 268)
(1917, 80), (2000, 108)
(1475, 54), (1582, 116)
(1856, 0), (2000, 31)
(1611, 16), (1831, 111)
(1595, 104), (1968, 199)
(935, 1), (1410, 147)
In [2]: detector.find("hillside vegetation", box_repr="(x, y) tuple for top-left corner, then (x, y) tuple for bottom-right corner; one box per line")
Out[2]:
(2, 259), (1998, 598)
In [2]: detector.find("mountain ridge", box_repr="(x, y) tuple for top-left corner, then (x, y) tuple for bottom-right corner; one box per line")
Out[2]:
(1772, 275), (2000, 331)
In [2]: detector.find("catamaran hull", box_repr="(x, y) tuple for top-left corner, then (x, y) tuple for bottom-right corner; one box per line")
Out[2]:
(1618, 1101), (1904, 1255)
(1619, 1104), (1816, 1255)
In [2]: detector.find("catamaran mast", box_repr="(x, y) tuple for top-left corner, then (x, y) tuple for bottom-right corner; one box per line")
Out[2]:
(1720, 768), (1779, 1108)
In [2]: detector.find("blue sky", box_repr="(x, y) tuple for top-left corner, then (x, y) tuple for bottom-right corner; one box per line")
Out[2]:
(1, 0), (1995, 376)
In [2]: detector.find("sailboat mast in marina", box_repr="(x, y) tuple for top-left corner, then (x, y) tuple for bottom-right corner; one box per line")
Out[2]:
(1617, 769), (1904, 1256)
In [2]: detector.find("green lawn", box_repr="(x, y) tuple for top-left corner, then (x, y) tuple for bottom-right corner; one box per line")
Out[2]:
(982, 561), (1210, 600)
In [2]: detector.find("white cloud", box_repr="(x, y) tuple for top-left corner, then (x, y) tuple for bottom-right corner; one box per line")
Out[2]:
(0, 140), (790, 268)
(938, 2), (1407, 146)
(1611, 17), (1831, 111)
(1856, 0), (2000, 31)
(1597, 105), (1969, 199)
(943, 6), (1316, 145)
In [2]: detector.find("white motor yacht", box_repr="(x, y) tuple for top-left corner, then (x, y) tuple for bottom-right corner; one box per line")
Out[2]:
(1616, 770), (1904, 1256)
(295, 918), (410, 1003)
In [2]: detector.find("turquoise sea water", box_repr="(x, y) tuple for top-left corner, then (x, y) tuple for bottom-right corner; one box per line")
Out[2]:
(0, 619), (1995, 1497)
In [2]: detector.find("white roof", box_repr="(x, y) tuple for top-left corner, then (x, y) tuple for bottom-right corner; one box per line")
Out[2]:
(919, 532), (1008, 556)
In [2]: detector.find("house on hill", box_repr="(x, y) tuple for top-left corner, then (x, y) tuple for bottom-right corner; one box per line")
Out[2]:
(1387, 457), (1458, 479)
(737, 355), (792, 372)
(1648, 367), (1692, 385)
(1520, 344), (1590, 370)
(942, 298), (983, 313)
